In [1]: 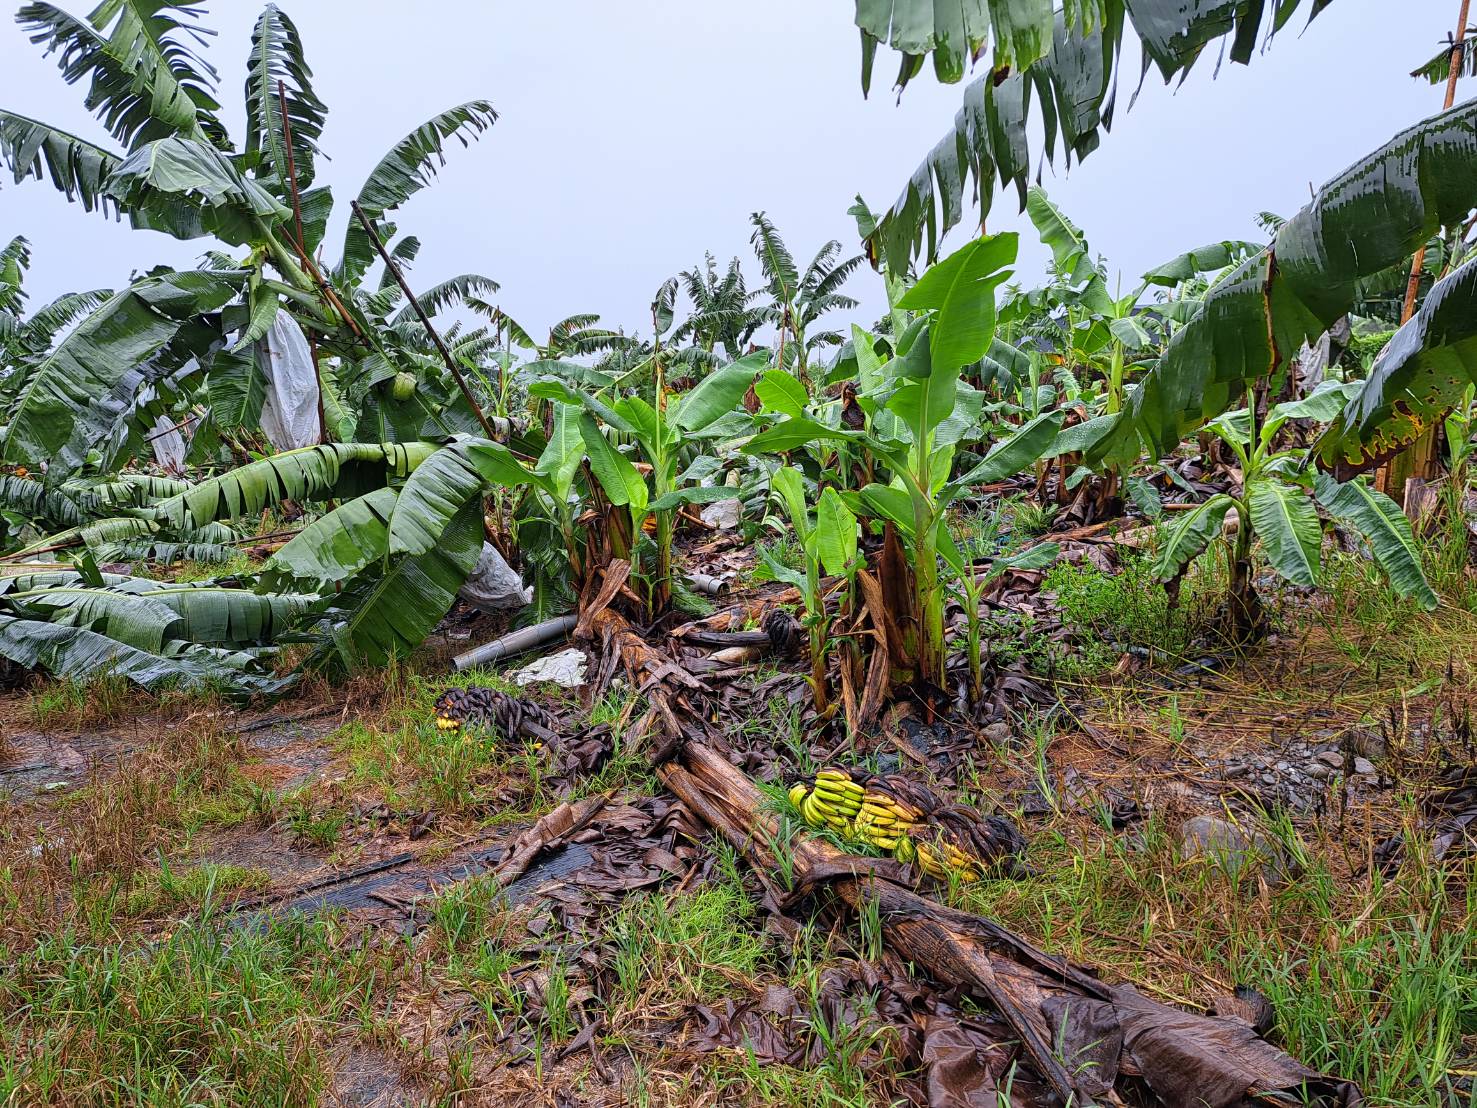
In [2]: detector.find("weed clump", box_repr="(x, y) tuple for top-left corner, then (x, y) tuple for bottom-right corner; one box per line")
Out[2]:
(1039, 552), (1219, 676)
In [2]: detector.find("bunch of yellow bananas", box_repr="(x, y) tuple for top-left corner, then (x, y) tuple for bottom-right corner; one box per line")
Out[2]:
(899, 834), (985, 884)
(789, 770), (1014, 886)
(852, 789), (920, 852)
(789, 768), (864, 834)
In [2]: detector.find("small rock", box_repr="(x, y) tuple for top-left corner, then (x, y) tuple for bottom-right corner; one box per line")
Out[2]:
(1353, 756), (1377, 777)
(1179, 815), (1287, 881)
(1307, 763), (1331, 781)
(1316, 750), (1344, 768)
(512, 648), (587, 688)
(700, 498), (743, 530)
(982, 721), (1012, 744)
(1275, 760), (1291, 773)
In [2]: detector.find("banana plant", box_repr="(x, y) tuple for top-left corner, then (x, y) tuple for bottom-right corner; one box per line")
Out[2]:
(530, 350), (764, 612)
(1, 3), (501, 471)
(748, 233), (1063, 689)
(942, 522), (1058, 706)
(749, 214), (861, 386)
(759, 467), (861, 715)
(1156, 384), (1437, 636)
(0, 561), (297, 696)
(2, 439), (548, 683)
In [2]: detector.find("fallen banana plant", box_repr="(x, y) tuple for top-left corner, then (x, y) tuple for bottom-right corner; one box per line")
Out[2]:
(661, 743), (1361, 1107)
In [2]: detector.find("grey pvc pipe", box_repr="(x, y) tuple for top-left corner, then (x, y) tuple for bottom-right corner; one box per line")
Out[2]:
(453, 614), (578, 672)
(685, 572), (729, 597)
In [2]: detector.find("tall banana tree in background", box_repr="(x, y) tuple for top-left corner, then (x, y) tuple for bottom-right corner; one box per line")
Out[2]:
(672, 253), (762, 362)
(477, 308), (633, 366)
(0, 1), (501, 478)
(1009, 187), (1158, 417)
(750, 213), (863, 387)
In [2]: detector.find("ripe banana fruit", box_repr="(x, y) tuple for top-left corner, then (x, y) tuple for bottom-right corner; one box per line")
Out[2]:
(908, 835), (983, 884)
(853, 790), (919, 852)
(791, 768), (864, 834)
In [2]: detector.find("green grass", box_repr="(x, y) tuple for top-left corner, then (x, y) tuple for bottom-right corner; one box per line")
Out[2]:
(167, 549), (258, 583)
(28, 672), (131, 730)
(0, 909), (394, 1105)
(609, 871), (769, 1012)
(118, 859), (271, 918)
(952, 813), (1477, 1105)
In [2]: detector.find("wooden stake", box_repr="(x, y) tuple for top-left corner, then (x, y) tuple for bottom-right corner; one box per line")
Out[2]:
(349, 200), (499, 442)
(1380, 0), (1471, 500)
(278, 79), (329, 445)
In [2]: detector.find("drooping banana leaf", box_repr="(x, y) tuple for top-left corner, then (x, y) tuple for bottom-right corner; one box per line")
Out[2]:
(855, 0), (1050, 91)
(64, 473), (193, 511)
(0, 475), (81, 530)
(387, 437), (547, 558)
(0, 612), (289, 696)
(1096, 98), (1477, 466)
(258, 486), (397, 590)
(1312, 473), (1436, 608)
(1, 269), (244, 479)
(1153, 493), (1233, 582)
(0, 569), (224, 595)
(862, 1), (1336, 274)
(1316, 255), (1477, 476)
(143, 586), (310, 645)
(5, 514), (235, 560)
(309, 496), (483, 671)
(90, 537), (240, 565)
(4, 586), (179, 651)
(105, 136), (291, 245)
(1246, 477), (1320, 587)
(153, 441), (436, 531)
(1141, 240), (1264, 287)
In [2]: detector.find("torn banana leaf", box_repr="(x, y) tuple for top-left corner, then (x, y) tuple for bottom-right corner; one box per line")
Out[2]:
(1316, 255), (1477, 477)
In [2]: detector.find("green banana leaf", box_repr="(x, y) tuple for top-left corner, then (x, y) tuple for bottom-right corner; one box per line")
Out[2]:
(1099, 99), (1477, 466)
(0, 612), (289, 696)
(388, 437), (546, 558)
(1313, 474), (1436, 609)
(154, 442), (435, 531)
(259, 487), (397, 590)
(862, 2), (1335, 274)
(4, 586), (178, 651)
(1154, 494), (1234, 582)
(671, 352), (766, 432)
(1316, 255), (1477, 476)
(311, 497), (483, 671)
(106, 136), (290, 246)
(1246, 478), (1320, 587)
(1, 269), (243, 479)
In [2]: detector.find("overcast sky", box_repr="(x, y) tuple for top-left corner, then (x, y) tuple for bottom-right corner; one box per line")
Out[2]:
(0, 1), (1456, 339)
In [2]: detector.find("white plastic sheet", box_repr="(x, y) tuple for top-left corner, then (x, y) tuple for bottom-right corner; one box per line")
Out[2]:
(459, 542), (532, 611)
(149, 412), (187, 474)
(257, 312), (322, 450)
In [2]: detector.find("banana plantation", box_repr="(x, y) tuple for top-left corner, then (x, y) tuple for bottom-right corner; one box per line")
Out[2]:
(2, 1), (1476, 1104)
